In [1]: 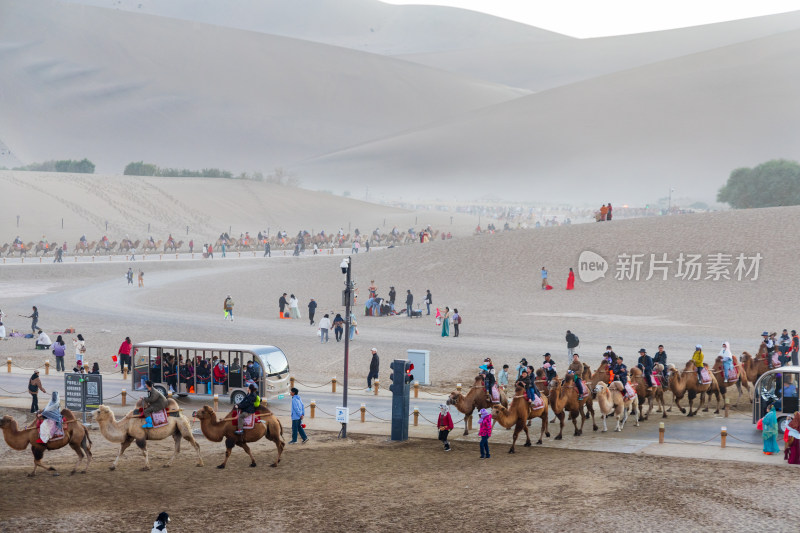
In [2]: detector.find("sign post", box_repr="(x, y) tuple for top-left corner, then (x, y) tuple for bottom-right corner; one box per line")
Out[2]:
(65, 373), (103, 423)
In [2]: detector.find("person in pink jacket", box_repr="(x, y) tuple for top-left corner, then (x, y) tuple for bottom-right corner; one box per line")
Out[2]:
(478, 408), (492, 459)
(437, 404), (454, 452)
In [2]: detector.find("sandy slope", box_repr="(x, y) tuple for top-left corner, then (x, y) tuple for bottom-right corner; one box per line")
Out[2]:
(59, 0), (570, 55)
(294, 28), (800, 204)
(1, 207), (795, 389)
(0, 0), (525, 172)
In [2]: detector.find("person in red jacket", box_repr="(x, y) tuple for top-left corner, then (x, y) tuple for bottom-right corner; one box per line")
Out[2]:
(437, 404), (454, 452)
(213, 360), (228, 385)
(117, 336), (133, 374)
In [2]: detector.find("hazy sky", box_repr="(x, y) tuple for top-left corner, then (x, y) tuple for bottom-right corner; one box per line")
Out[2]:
(384, 0), (800, 37)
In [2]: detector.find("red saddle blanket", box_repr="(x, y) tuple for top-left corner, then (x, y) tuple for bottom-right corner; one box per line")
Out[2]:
(231, 411), (256, 430)
(624, 383), (637, 400)
(35, 417), (66, 443)
(699, 367), (712, 384)
(531, 396), (544, 410)
(651, 375), (661, 387)
(579, 380), (590, 400)
(138, 408), (169, 428)
(725, 366), (739, 382)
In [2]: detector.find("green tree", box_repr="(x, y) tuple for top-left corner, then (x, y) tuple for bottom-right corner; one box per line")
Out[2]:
(124, 161), (158, 176)
(718, 159), (800, 208)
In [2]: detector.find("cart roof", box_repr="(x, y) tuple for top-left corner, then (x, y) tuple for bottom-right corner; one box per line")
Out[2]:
(133, 340), (283, 355)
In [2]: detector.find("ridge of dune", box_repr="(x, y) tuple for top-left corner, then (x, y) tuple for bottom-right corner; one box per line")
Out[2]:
(0, 0), (526, 173)
(293, 28), (800, 204)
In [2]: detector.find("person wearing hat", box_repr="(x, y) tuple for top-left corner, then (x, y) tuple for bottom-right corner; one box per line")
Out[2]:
(762, 331), (775, 367)
(542, 353), (557, 381)
(308, 298), (317, 326)
(778, 329), (792, 366)
(223, 295), (234, 321)
(611, 355), (628, 387)
(366, 348), (379, 391)
(637, 348), (654, 387)
(692, 344), (705, 383)
(28, 370), (46, 413)
(791, 330), (799, 366)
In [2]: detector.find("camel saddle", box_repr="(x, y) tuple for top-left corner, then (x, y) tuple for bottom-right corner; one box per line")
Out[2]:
(650, 375), (661, 388)
(579, 380), (590, 400)
(623, 383), (637, 400)
(232, 410), (257, 430)
(138, 407), (170, 428)
(725, 365), (739, 382)
(530, 395), (544, 410)
(35, 417), (65, 444)
(699, 367), (712, 384)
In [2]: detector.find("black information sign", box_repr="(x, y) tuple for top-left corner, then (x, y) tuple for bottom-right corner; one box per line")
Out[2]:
(64, 373), (103, 421)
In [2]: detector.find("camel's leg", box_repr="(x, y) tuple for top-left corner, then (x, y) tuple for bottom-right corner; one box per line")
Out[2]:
(135, 438), (150, 471)
(601, 414), (608, 432)
(638, 397), (646, 421)
(239, 442), (257, 467)
(509, 424), (520, 453)
(588, 404), (597, 432)
(522, 421), (532, 447)
(176, 419), (203, 467)
(81, 432), (92, 473)
(673, 394), (686, 414)
(110, 436), (134, 471)
(164, 432), (182, 468)
(536, 415), (546, 445)
(554, 412), (565, 440)
(462, 414), (471, 436)
(218, 438), (235, 469)
(572, 412), (581, 436)
(68, 441), (85, 475)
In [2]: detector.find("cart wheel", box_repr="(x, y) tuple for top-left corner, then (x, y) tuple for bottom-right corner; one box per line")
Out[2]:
(231, 390), (246, 405)
(778, 415), (790, 433)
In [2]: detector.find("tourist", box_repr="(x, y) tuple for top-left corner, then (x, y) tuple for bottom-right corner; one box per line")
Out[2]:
(565, 330), (579, 360)
(28, 370), (46, 413)
(308, 298), (317, 326)
(762, 332), (775, 367)
(279, 293), (288, 318)
(478, 408), (492, 459)
(126, 267), (134, 285)
(189, 239), (193, 253)
(612, 355), (628, 387)
(39, 391), (63, 442)
(229, 387), (255, 436)
(349, 311), (358, 340)
(36, 329), (52, 349)
(720, 342), (734, 380)
(388, 286), (396, 312)
(224, 295), (234, 321)
(289, 387), (309, 444)
(452, 308), (461, 337)
(653, 345), (668, 382)
(406, 290), (414, 317)
(90, 362), (100, 374)
(151, 511), (170, 533)
(318, 314), (331, 343)
(213, 359), (227, 386)
(289, 294), (301, 319)
(437, 404), (454, 452)
(368, 280), (377, 299)
(26, 306), (39, 335)
(606, 203), (613, 221)
(541, 267), (548, 290)
(761, 404), (780, 455)
(367, 348), (379, 391)
(497, 364), (509, 389)
(138, 270), (144, 287)
(692, 345), (705, 383)
(515, 358), (528, 382)
(542, 353), (557, 381)
(118, 336), (133, 373)
(333, 313), (344, 341)
(52, 335), (66, 371)
(566, 267), (575, 290)
(0, 309), (5, 339)
(785, 412), (800, 464)
(792, 330), (799, 366)
(600, 204), (608, 221)
(424, 290), (432, 315)
(73, 334), (86, 368)
(637, 348), (654, 387)
(441, 306), (450, 337)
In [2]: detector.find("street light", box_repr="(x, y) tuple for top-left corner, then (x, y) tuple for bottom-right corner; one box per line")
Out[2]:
(339, 256), (353, 438)
(668, 187), (675, 213)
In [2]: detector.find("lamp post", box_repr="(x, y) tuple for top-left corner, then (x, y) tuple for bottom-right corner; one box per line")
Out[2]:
(340, 256), (353, 438)
(668, 187), (675, 213)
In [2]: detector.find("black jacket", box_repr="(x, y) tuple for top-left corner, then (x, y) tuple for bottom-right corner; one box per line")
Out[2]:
(566, 333), (579, 348)
(388, 289), (396, 304)
(279, 296), (288, 311)
(238, 391), (257, 413)
(638, 354), (654, 375)
(308, 300), (317, 313)
(405, 293), (413, 305)
(543, 361), (557, 381)
(369, 353), (379, 374)
(653, 351), (668, 367)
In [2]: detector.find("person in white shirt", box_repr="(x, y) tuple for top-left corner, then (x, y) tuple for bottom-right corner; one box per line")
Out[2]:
(36, 329), (52, 349)
(289, 294), (301, 319)
(317, 314), (331, 343)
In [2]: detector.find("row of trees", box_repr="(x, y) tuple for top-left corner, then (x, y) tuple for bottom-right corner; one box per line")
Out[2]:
(123, 162), (300, 186)
(8, 159), (95, 173)
(718, 159), (800, 208)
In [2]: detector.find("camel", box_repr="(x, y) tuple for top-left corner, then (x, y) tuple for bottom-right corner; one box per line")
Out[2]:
(666, 362), (721, 416)
(118, 239), (140, 252)
(710, 356), (752, 407)
(0, 243), (8, 256)
(93, 404), (203, 471)
(193, 405), (284, 468)
(74, 240), (96, 254)
(34, 242), (52, 256)
(589, 361), (613, 391)
(141, 239), (162, 252)
(0, 411), (92, 476)
(491, 385), (549, 452)
(741, 349), (771, 385)
(446, 376), (508, 436)
(94, 240), (117, 254)
(8, 242), (31, 257)
(548, 377), (596, 439)
(629, 367), (667, 421)
(163, 239), (183, 252)
(593, 381), (638, 432)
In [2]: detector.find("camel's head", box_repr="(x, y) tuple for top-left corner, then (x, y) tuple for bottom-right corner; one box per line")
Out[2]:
(193, 405), (215, 420)
(593, 382), (607, 394)
(490, 404), (506, 418)
(0, 415), (15, 429)
(93, 405), (113, 421)
(445, 392), (459, 406)
(714, 356), (723, 363)
(608, 381), (624, 393)
(549, 378), (560, 390)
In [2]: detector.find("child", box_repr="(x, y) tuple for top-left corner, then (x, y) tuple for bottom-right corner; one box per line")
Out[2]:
(437, 404), (454, 451)
(478, 408), (492, 459)
(497, 364), (509, 389)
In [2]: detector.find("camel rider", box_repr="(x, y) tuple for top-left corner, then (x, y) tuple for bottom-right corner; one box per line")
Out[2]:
(762, 331), (776, 368)
(14, 235), (22, 245)
(604, 346), (617, 365)
(517, 370), (538, 403)
(542, 353), (557, 381)
(526, 365), (542, 400)
(611, 356), (628, 386)
(149, 235), (155, 245)
(41, 235), (48, 249)
(141, 380), (168, 428)
(235, 384), (258, 434)
(167, 234), (174, 246)
(566, 369), (585, 396)
(102, 235), (108, 243)
(637, 348), (655, 387)
(692, 345), (705, 383)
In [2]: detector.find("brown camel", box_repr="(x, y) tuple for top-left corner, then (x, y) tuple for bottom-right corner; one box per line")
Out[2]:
(141, 239), (162, 251)
(741, 348), (771, 385)
(491, 385), (550, 452)
(74, 240), (96, 254)
(93, 404), (203, 470)
(710, 356), (752, 407)
(589, 361), (613, 391)
(666, 362), (721, 416)
(446, 376), (508, 436)
(593, 381), (638, 432)
(118, 239), (140, 252)
(193, 405), (285, 468)
(629, 367), (667, 420)
(163, 240), (183, 252)
(34, 242), (52, 256)
(548, 377), (597, 439)
(0, 410), (92, 476)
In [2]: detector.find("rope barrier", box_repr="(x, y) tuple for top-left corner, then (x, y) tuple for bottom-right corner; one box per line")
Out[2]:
(0, 386), (28, 395)
(12, 362), (44, 371)
(365, 409), (391, 422)
(294, 379), (333, 389)
(664, 435), (720, 445)
(726, 433), (762, 446)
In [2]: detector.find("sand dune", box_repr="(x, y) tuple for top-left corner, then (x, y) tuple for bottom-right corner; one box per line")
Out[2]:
(294, 29), (800, 204)
(399, 10), (800, 90)
(0, 170), (475, 244)
(59, 0), (570, 55)
(0, 0), (525, 173)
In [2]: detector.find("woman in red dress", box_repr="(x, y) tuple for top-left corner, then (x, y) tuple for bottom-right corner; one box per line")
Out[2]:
(566, 267), (575, 290)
